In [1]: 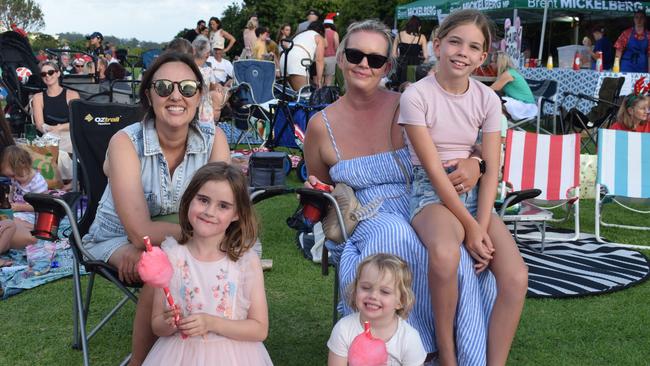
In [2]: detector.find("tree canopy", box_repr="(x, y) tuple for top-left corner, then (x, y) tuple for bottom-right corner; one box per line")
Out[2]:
(0, 0), (44, 32)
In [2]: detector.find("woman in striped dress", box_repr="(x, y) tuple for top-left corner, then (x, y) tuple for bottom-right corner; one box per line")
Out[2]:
(304, 20), (497, 365)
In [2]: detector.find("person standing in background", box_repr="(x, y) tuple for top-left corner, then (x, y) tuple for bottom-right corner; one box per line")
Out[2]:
(614, 9), (650, 73)
(323, 13), (340, 86)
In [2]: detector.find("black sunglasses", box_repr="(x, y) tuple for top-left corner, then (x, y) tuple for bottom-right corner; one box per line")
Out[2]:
(344, 48), (388, 68)
(151, 79), (201, 98)
(74, 65), (84, 68)
(40, 70), (57, 77)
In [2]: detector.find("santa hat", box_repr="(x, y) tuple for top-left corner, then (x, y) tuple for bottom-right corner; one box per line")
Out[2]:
(324, 12), (338, 25)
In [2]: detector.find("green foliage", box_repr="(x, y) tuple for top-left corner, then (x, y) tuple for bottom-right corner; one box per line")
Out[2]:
(29, 32), (58, 52)
(0, 0), (44, 32)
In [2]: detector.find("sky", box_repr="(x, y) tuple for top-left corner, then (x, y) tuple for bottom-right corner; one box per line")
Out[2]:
(39, 0), (239, 43)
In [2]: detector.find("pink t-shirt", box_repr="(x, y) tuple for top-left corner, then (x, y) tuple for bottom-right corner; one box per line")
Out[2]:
(398, 75), (502, 164)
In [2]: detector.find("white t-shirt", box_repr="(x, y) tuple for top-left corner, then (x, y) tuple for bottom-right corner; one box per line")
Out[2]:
(207, 56), (233, 83)
(327, 312), (427, 366)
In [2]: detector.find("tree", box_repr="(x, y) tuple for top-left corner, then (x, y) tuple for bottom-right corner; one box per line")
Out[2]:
(29, 32), (58, 52)
(0, 0), (45, 32)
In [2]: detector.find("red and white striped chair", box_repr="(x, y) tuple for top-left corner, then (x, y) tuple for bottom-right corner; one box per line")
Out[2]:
(501, 129), (581, 252)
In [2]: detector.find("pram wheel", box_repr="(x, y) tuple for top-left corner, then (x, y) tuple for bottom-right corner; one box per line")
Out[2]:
(297, 159), (308, 182)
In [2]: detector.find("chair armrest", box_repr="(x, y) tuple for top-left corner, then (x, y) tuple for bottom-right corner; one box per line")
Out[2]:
(250, 186), (295, 204)
(495, 189), (542, 216)
(563, 92), (619, 107)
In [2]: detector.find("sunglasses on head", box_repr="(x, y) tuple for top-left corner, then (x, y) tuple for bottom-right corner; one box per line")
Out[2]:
(40, 70), (57, 77)
(344, 48), (389, 68)
(151, 79), (201, 98)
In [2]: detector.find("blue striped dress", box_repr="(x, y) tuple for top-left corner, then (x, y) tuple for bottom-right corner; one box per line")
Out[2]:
(322, 111), (498, 365)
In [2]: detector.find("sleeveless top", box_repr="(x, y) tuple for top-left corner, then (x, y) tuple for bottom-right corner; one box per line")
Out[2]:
(82, 120), (216, 261)
(397, 34), (423, 66)
(210, 29), (225, 50)
(43, 89), (69, 126)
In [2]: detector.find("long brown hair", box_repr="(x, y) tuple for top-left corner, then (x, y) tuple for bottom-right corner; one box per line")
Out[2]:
(436, 9), (493, 53)
(178, 162), (258, 262)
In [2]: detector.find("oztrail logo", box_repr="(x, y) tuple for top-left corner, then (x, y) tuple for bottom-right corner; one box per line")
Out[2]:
(85, 113), (121, 125)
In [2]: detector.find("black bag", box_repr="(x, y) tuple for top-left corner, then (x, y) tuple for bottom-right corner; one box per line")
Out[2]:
(310, 86), (339, 105)
(248, 152), (288, 187)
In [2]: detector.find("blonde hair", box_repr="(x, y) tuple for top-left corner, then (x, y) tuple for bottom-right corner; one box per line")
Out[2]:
(336, 19), (396, 76)
(177, 162), (258, 262)
(436, 9), (493, 53)
(347, 253), (415, 319)
(617, 94), (648, 129)
(1, 145), (32, 177)
(246, 18), (258, 30)
(495, 51), (517, 76)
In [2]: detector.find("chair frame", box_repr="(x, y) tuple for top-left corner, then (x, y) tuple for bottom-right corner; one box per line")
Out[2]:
(594, 129), (650, 247)
(507, 79), (559, 134)
(500, 130), (581, 252)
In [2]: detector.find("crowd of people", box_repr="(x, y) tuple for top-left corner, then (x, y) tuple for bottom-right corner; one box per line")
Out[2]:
(3, 6), (650, 366)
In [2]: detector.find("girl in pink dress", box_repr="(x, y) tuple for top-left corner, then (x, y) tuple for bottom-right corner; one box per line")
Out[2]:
(143, 162), (272, 366)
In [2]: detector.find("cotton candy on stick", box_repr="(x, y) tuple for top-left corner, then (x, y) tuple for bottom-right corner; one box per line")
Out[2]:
(137, 236), (185, 337)
(348, 321), (388, 366)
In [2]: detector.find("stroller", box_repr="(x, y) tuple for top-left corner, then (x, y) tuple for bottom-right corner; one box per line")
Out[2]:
(0, 31), (45, 134)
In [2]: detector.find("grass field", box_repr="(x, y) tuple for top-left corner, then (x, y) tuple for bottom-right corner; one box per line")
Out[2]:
(0, 174), (648, 365)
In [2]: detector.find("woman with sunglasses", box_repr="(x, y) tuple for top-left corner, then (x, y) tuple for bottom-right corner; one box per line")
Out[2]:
(278, 21), (326, 90)
(303, 20), (494, 364)
(81, 52), (230, 365)
(31, 61), (80, 185)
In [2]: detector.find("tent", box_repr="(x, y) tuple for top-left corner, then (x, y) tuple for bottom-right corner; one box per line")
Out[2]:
(396, 0), (650, 21)
(395, 0), (650, 61)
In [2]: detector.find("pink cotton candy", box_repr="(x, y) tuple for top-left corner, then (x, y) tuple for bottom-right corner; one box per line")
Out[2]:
(348, 321), (388, 366)
(137, 244), (173, 288)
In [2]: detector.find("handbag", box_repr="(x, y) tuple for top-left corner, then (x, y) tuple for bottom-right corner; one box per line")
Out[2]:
(321, 182), (361, 244)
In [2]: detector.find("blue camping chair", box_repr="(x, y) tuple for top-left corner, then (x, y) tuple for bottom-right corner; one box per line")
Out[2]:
(230, 59), (278, 148)
(141, 48), (162, 71)
(595, 129), (650, 246)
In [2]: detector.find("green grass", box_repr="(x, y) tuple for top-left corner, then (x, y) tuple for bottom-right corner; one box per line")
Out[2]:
(0, 174), (648, 365)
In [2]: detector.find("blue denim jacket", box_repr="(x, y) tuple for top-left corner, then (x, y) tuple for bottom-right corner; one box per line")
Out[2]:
(82, 119), (215, 261)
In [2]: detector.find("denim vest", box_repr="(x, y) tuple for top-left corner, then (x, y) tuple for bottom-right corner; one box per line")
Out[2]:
(82, 119), (215, 261)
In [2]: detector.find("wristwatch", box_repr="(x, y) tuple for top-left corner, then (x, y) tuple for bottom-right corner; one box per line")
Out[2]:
(470, 156), (486, 176)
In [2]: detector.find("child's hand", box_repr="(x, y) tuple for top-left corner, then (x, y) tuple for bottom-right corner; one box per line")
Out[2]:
(163, 304), (181, 329)
(464, 222), (494, 273)
(178, 313), (213, 337)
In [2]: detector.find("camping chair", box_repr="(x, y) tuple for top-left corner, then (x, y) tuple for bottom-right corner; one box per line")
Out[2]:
(561, 76), (625, 153)
(595, 129), (650, 246)
(229, 59), (278, 148)
(507, 79), (559, 134)
(501, 129), (581, 252)
(25, 100), (143, 366)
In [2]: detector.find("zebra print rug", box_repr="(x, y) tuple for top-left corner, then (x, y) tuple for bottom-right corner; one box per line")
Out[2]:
(508, 224), (650, 298)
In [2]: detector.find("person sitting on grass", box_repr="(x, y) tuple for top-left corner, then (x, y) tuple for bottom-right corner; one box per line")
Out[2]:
(0, 145), (49, 225)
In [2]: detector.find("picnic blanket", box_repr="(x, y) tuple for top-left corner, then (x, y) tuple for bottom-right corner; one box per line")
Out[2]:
(0, 219), (83, 300)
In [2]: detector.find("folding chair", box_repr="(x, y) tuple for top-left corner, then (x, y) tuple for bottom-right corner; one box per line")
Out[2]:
(229, 59), (278, 148)
(507, 79), (559, 134)
(561, 76), (625, 153)
(25, 100), (143, 366)
(501, 129), (581, 252)
(595, 129), (650, 246)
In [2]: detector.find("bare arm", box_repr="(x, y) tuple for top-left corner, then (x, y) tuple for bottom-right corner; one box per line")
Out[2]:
(314, 35), (326, 88)
(333, 32), (340, 52)
(303, 112), (333, 184)
(32, 93), (45, 133)
(107, 132), (181, 248)
(392, 34), (399, 57)
(420, 35), (428, 61)
(490, 70), (514, 92)
(210, 127), (231, 163)
(222, 30), (236, 54)
(476, 131), (500, 229)
(328, 352), (347, 366)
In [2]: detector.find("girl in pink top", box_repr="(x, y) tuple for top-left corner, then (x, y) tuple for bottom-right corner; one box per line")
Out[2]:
(398, 10), (527, 366)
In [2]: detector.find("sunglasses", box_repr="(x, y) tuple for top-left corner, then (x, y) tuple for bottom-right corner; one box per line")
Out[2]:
(74, 65), (84, 68)
(344, 48), (388, 68)
(151, 79), (201, 98)
(40, 70), (57, 77)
